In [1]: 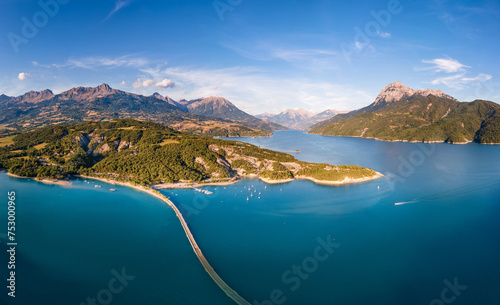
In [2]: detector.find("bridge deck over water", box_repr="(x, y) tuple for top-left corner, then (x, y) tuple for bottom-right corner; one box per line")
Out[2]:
(152, 190), (251, 305)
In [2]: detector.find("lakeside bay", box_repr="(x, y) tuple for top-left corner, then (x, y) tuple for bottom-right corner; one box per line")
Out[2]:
(1, 130), (499, 305)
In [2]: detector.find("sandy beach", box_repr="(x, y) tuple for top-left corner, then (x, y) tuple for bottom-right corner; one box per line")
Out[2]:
(7, 170), (383, 190)
(258, 177), (294, 184)
(153, 178), (241, 189)
(294, 171), (384, 185)
(76, 175), (155, 195)
(7, 172), (71, 186)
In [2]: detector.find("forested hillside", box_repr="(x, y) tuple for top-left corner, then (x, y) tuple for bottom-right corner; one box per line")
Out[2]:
(311, 96), (500, 144)
(0, 119), (379, 185)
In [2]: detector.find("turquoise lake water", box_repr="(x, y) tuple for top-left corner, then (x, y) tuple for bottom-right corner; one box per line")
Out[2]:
(1, 130), (499, 305)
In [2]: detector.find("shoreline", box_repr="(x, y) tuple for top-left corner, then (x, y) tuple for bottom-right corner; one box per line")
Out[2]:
(7, 172), (71, 186)
(81, 170), (384, 190)
(5, 169), (384, 189)
(76, 174), (251, 305)
(308, 132), (500, 145)
(258, 177), (294, 184)
(295, 171), (384, 185)
(3, 170), (382, 304)
(153, 178), (241, 190)
(154, 172), (383, 189)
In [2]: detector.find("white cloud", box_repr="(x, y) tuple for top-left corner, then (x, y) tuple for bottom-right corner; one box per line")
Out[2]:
(156, 79), (175, 89)
(153, 66), (372, 113)
(132, 78), (155, 88)
(377, 31), (391, 38)
(431, 73), (492, 89)
(421, 57), (469, 73)
(417, 57), (492, 90)
(103, 0), (131, 22)
(120, 81), (126, 86)
(18, 72), (31, 80)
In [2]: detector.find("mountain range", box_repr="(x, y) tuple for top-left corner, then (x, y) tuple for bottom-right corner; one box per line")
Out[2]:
(310, 82), (500, 144)
(257, 108), (341, 130)
(0, 84), (284, 137)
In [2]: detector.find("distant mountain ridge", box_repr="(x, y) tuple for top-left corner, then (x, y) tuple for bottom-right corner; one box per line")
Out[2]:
(300, 110), (344, 130)
(1, 89), (55, 104)
(179, 96), (285, 131)
(310, 82), (500, 144)
(0, 84), (285, 137)
(260, 108), (314, 129)
(258, 108), (340, 130)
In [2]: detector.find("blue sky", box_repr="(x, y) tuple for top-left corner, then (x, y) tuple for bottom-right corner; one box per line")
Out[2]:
(1, 0), (499, 114)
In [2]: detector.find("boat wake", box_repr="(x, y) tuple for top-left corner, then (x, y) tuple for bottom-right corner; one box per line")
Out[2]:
(394, 200), (417, 206)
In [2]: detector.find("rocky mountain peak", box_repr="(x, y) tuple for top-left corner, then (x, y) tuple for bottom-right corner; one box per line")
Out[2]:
(16, 89), (55, 103)
(203, 96), (231, 105)
(374, 82), (455, 105)
(150, 92), (181, 108)
(97, 83), (112, 92)
(59, 83), (118, 101)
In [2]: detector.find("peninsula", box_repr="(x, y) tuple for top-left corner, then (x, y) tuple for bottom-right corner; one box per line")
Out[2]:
(0, 119), (382, 186)
(1, 118), (382, 305)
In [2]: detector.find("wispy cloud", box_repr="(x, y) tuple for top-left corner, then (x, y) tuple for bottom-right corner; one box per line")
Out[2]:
(145, 66), (372, 113)
(430, 73), (492, 89)
(222, 42), (340, 72)
(420, 57), (469, 73)
(103, 0), (132, 23)
(416, 56), (492, 90)
(67, 56), (148, 70)
(37, 55), (150, 70)
(377, 31), (391, 38)
(271, 48), (338, 62)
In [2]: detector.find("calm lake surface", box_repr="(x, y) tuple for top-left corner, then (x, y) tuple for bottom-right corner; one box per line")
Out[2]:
(1, 130), (499, 305)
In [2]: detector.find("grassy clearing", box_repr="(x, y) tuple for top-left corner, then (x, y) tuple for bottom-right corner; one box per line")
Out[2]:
(34, 143), (48, 150)
(0, 124), (16, 130)
(118, 126), (145, 130)
(0, 136), (14, 147)
(159, 139), (180, 146)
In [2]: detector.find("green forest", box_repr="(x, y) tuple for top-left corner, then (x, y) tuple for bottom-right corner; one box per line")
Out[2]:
(0, 119), (379, 185)
(311, 97), (500, 144)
